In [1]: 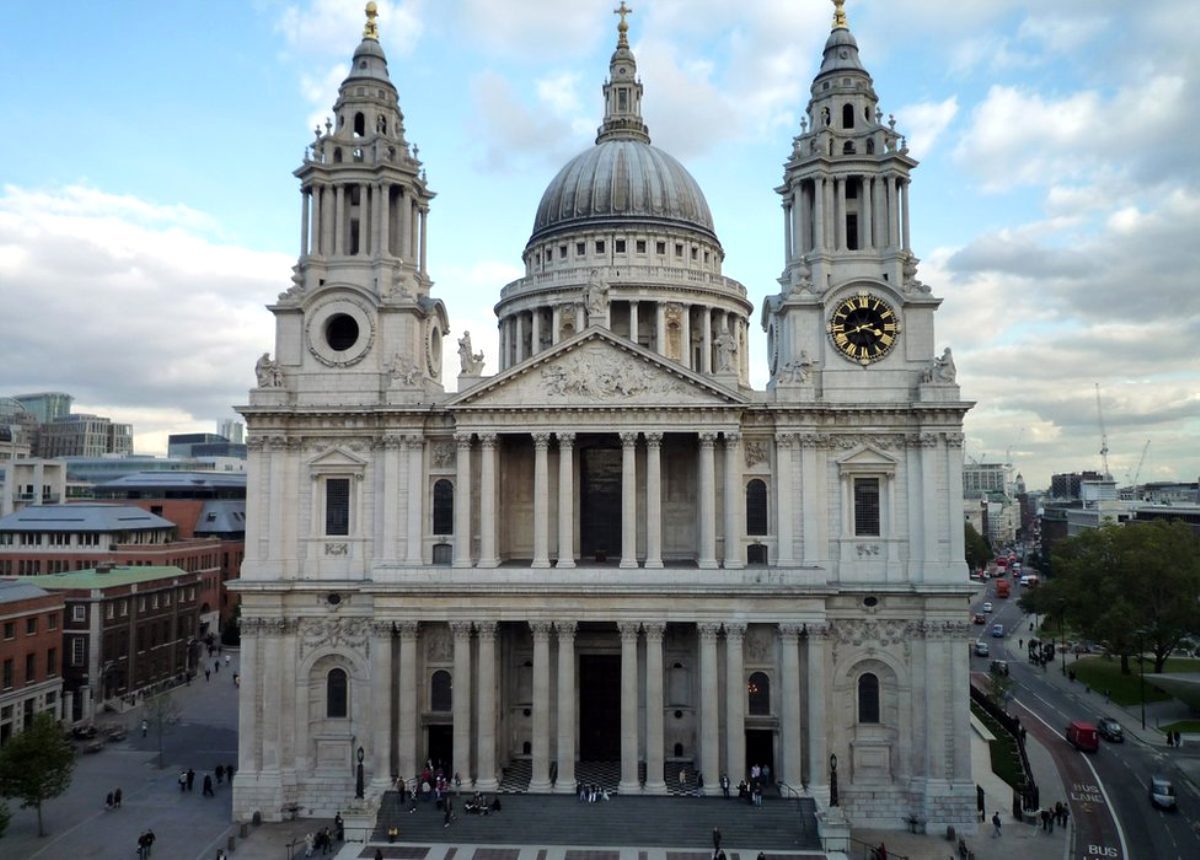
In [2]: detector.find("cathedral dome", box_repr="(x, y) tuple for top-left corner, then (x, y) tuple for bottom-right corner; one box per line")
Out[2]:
(529, 140), (716, 246)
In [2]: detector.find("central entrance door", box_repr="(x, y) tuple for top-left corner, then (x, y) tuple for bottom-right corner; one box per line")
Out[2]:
(580, 445), (622, 561)
(578, 654), (621, 760)
(427, 724), (452, 771)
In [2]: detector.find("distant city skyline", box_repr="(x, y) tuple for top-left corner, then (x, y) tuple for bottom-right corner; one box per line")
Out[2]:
(1, 1), (1196, 489)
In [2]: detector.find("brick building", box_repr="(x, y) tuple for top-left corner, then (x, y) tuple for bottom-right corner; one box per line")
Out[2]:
(19, 566), (202, 722)
(0, 581), (65, 742)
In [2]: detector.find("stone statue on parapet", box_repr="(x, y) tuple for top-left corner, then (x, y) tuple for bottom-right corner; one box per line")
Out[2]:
(457, 331), (485, 375)
(922, 347), (956, 384)
(782, 350), (818, 383)
(585, 270), (610, 323)
(255, 353), (284, 388)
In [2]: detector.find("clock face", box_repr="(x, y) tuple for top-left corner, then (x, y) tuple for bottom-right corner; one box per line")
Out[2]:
(827, 292), (900, 365)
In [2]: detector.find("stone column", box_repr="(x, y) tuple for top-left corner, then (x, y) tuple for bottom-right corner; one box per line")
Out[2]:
(370, 621), (394, 791)
(888, 176), (900, 251)
(835, 176), (847, 250)
(397, 622), (419, 784)
(698, 433), (718, 569)
(619, 432), (638, 568)
(551, 305), (562, 345)
(681, 305), (692, 369)
(380, 182), (390, 256)
(722, 431), (744, 569)
(644, 433), (663, 569)
(451, 622), (473, 784)
(516, 313), (527, 364)
(532, 432), (551, 568)
(702, 307), (713, 374)
(474, 622), (498, 791)
(529, 621), (553, 792)
(398, 190), (411, 258)
(782, 200), (793, 262)
(300, 187), (310, 257)
(382, 435), (401, 562)
(629, 300), (640, 345)
(405, 436), (424, 565)
(775, 434), (795, 565)
(805, 623), (830, 802)
(531, 308), (542, 356)
(812, 177), (825, 251)
(419, 206), (429, 273)
(334, 186), (345, 255)
(410, 198), (419, 264)
(861, 176), (873, 250)
(655, 302), (667, 356)
(901, 179), (911, 251)
(556, 433), (575, 568)
(724, 623), (746, 784)
(453, 433), (472, 567)
(619, 622), (642, 793)
(555, 621), (577, 791)
(237, 618), (261, 773)
(574, 303), (585, 332)
(478, 434), (499, 567)
(698, 622), (721, 794)
(780, 623), (802, 785)
(643, 622), (667, 793)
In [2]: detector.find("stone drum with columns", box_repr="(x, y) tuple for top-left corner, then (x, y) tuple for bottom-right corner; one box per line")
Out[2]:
(233, 1), (977, 835)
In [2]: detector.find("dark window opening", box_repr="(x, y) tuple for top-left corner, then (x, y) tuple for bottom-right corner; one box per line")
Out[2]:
(858, 672), (880, 723)
(576, 242), (586, 256)
(748, 671), (771, 715)
(842, 103), (855, 129)
(636, 239), (646, 253)
(843, 141), (856, 154)
(615, 239), (626, 253)
(431, 670), (452, 712)
(746, 479), (768, 535)
(595, 240), (605, 254)
(327, 668), (348, 718)
(353, 112), (365, 136)
(325, 478), (351, 536)
(853, 477), (880, 536)
(847, 213), (859, 250)
(656, 241), (666, 255)
(433, 479), (454, 535)
(747, 544), (768, 566)
(325, 314), (359, 351)
(432, 543), (452, 565)
(866, 138), (876, 154)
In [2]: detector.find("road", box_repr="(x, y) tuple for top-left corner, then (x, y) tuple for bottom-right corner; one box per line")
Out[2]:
(968, 574), (1200, 860)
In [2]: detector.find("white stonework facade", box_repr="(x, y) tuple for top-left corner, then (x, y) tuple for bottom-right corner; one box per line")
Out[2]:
(233, 6), (977, 834)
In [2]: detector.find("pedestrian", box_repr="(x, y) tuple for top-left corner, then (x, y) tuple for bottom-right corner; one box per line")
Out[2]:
(216, 850), (227, 860)
(720, 772), (730, 799)
(1176, 730), (1184, 748)
(992, 811), (1002, 838)
(375, 850), (384, 860)
(114, 786), (123, 808)
(304, 831), (315, 857)
(214, 659), (220, 674)
(757, 854), (765, 860)
(1167, 731), (1174, 747)
(205, 668), (211, 682)
(335, 811), (344, 841)
(141, 719), (149, 737)
(203, 774), (214, 796)
(137, 831), (148, 859)
(876, 843), (887, 860)
(225, 653), (231, 666)
(1060, 803), (1070, 828)
(713, 826), (722, 850)
(444, 794), (453, 828)
(106, 790), (114, 810)
(179, 769), (187, 792)
(234, 672), (240, 686)
(187, 767), (196, 791)
(216, 764), (225, 784)
(145, 829), (156, 857)
(228, 762), (236, 781)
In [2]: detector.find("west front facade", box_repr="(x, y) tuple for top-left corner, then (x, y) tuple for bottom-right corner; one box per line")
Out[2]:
(233, 2), (976, 833)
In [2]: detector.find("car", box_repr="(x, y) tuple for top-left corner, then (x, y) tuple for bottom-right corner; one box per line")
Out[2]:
(989, 660), (1009, 676)
(991, 623), (1005, 638)
(1097, 717), (1124, 743)
(1149, 775), (1176, 809)
(973, 613), (987, 624)
(982, 602), (994, 613)
(974, 640), (990, 657)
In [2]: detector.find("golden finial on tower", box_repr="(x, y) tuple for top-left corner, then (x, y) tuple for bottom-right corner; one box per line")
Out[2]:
(363, 1), (379, 41)
(614, 1), (633, 47)
(832, 0), (849, 30)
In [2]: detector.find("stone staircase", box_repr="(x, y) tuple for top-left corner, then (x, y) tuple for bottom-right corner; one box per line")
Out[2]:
(372, 792), (820, 850)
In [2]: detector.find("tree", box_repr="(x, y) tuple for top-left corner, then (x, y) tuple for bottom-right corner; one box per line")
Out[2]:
(0, 713), (75, 837)
(987, 665), (1013, 713)
(964, 523), (992, 572)
(1032, 520), (1200, 674)
(144, 690), (183, 770)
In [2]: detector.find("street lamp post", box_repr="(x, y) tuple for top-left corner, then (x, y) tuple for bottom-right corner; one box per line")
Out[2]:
(1137, 628), (1147, 730)
(1059, 602), (1067, 676)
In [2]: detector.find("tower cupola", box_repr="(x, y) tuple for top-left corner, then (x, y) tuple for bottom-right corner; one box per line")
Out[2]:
(597, 1), (649, 144)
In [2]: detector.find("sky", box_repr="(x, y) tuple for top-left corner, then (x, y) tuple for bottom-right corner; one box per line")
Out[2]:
(1, 0), (1197, 491)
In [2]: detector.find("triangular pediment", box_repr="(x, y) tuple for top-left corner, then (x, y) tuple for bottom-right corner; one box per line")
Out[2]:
(305, 446), (370, 470)
(450, 328), (746, 409)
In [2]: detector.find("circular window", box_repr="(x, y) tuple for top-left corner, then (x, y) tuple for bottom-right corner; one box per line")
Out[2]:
(327, 593), (342, 606)
(863, 595), (879, 608)
(325, 314), (359, 351)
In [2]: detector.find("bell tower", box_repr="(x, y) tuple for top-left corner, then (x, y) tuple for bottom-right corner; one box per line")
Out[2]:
(763, 0), (945, 403)
(254, 2), (449, 410)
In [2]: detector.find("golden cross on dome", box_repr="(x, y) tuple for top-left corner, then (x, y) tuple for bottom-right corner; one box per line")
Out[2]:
(363, 1), (379, 41)
(832, 0), (849, 30)
(614, 2), (633, 28)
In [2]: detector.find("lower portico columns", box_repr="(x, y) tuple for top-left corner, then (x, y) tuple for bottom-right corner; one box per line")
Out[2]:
(554, 622), (577, 791)
(723, 432), (744, 568)
(369, 621), (394, 792)
(643, 622), (667, 794)
(451, 622), (473, 784)
(698, 434), (718, 568)
(618, 622), (642, 793)
(397, 622), (419, 784)
(698, 622), (721, 794)
(529, 622), (554, 792)
(556, 433), (575, 568)
(805, 623), (830, 803)
(532, 433), (551, 568)
(644, 433), (664, 568)
(453, 434), (472, 567)
(619, 433), (639, 568)
(779, 623), (803, 786)
(724, 623), (746, 784)
(475, 622), (499, 791)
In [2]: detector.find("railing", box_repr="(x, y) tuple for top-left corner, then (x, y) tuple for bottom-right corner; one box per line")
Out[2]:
(775, 781), (807, 810)
(846, 837), (911, 860)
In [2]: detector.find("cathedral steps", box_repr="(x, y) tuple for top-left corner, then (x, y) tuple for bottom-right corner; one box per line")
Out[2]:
(373, 792), (820, 849)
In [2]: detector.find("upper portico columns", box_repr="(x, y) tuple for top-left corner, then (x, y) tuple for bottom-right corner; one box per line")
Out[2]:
(453, 433), (472, 567)
(556, 432), (576, 568)
(620, 433), (639, 568)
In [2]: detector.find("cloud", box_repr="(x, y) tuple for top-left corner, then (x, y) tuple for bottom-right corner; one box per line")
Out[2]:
(894, 97), (958, 159)
(466, 70), (582, 172)
(278, 0), (424, 56)
(457, 0), (598, 60)
(0, 185), (288, 453)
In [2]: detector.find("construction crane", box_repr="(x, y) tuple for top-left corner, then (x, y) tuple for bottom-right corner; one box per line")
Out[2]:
(1094, 383), (1111, 479)
(1131, 439), (1151, 486)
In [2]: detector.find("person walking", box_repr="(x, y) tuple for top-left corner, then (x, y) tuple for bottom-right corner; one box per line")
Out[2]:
(114, 787), (122, 808)
(141, 719), (149, 737)
(225, 654), (231, 667)
(205, 668), (211, 682)
(178, 769), (187, 792)
(187, 768), (196, 791)
(443, 794), (453, 828)
(992, 811), (1002, 838)
(216, 764), (225, 785)
(203, 774), (214, 796)
(713, 826), (722, 851)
